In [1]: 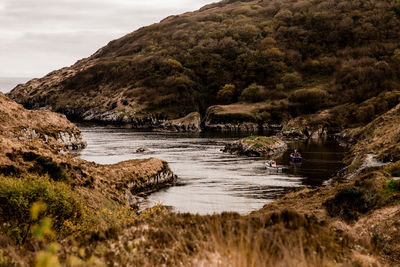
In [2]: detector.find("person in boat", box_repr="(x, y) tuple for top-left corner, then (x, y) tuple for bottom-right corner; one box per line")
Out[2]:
(267, 160), (277, 168)
(290, 149), (301, 159)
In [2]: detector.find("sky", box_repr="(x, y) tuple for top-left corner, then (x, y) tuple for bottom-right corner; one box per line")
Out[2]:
(0, 0), (215, 78)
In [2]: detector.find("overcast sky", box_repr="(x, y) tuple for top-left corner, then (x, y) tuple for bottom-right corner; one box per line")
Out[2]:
(0, 0), (215, 78)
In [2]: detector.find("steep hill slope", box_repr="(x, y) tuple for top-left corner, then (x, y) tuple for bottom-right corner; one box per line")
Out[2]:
(8, 0), (400, 128)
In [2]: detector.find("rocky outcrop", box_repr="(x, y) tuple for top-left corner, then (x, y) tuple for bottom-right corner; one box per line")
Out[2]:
(222, 136), (287, 157)
(279, 116), (328, 140)
(205, 122), (267, 132)
(204, 104), (283, 133)
(0, 92), (86, 162)
(126, 163), (177, 207)
(160, 112), (201, 132)
(56, 131), (86, 150)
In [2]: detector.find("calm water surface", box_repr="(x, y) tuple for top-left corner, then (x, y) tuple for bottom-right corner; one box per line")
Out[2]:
(76, 126), (346, 215)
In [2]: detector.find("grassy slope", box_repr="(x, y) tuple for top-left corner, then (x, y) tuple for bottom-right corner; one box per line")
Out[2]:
(0, 94), (176, 265)
(8, 0), (400, 125)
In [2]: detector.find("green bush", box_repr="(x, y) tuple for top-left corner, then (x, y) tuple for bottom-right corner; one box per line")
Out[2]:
(323, 186), (378, 222)
(0, 174), (83, 244)
(239, 83), (265, 103)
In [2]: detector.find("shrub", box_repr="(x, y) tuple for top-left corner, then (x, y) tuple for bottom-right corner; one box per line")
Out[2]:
(239, 83), (265, 103)
(281, 72), (302, 90)
(386, 179), (400, 195)
(29, 156), (68, 182)
(323, 186), (378, 222)
(166, 58), (183, 70)
(0, 174), (83, 244)
(289, 88), (329, 113)
(217, 84), (235, 104)
(274, 9), (293, 22)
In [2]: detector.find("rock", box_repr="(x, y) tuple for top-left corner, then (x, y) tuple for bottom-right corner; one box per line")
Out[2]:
(57, 131), (87, 150)
(222, 136), (287, 158)
(135, 147), (149, 153)
(160, 112), (201, 132)
(280, 116), (328, 140)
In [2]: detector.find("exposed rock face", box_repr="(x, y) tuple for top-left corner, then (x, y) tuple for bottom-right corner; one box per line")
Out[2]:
(84, 159), (178, 207)
(126, 163), (177, 207)
(205, 122), (265, 132)
(56, 132), (86, 150)
(222, 136), (287, 157)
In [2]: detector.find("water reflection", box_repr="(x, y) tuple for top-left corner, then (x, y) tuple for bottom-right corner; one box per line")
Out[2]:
(75, 126), (346, 215)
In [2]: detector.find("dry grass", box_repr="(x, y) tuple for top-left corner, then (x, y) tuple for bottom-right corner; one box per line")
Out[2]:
(349, 103), (400, 162)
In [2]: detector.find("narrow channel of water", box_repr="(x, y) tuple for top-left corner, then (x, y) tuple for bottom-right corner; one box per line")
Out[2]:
(75, 126), (346, 215)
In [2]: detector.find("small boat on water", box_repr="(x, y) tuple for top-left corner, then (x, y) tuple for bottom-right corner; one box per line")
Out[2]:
(265, 160), (282, 172)
(290, 150), (302, 163)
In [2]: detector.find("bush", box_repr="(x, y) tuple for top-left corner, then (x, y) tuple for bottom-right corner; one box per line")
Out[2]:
(281, 72), (302, 90)
(29, 156), (68, 182)
(239, 83), (265, 103)
(0, 174), (83, 244)
(289, 88), (329, 113)
(217, 84), (235, 104)
(386, 179), (400, 194)
(323, 186), (378, 222)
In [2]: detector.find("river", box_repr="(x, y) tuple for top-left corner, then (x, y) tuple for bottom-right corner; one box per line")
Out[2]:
(76, 125), (346, 215)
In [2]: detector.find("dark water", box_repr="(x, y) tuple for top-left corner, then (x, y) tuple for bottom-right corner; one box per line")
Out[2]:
(75, 126), (346, 215)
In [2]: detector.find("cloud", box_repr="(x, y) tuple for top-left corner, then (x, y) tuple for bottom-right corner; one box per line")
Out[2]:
(0, 0), (215, 77)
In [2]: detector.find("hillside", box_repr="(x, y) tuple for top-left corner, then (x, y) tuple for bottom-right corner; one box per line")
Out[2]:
(8, 0), (400, 130)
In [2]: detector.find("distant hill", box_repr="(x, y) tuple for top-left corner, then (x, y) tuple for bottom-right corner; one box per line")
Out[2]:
(8, 0), (400, 129)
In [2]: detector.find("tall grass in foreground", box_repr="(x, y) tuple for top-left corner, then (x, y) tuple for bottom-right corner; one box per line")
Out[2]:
(194, 211), (340, 267)
(117, 210), (349, 266)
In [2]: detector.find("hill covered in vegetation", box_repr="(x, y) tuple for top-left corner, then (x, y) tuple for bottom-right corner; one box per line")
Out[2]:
(8, 0), (400, 130)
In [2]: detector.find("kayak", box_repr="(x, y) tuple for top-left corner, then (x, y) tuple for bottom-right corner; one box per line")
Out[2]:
(290, 156), (302, 162)
(265, 160), (282, 172)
